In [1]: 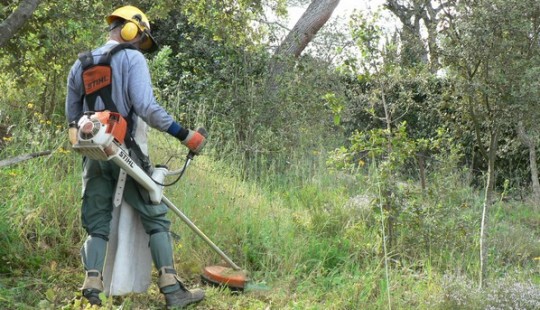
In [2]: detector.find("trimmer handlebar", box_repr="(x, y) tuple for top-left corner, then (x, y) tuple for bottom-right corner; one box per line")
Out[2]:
(187, 127), (208, 160)
(71, 112), (208, 203)
(167, 127), (207, 176)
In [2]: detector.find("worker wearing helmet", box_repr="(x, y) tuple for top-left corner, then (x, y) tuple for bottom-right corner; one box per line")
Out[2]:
(65, 5), (205, 308)
(105, 5), (158, 53)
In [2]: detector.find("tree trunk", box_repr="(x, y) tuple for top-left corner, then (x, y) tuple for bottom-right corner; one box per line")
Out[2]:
(417, 152), (426, 191)
(0, 0), (41, 47)
(268, 0), (340, 87)
(479, 129), (498, 289)
(275, 0), (340, 58)
(385, 0), (444, 71)
(517, 121), (540, 203)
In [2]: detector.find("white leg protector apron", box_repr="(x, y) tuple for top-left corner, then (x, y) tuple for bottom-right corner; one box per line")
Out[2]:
(103, 118), (153, 296)
(103, 199), (153, 296)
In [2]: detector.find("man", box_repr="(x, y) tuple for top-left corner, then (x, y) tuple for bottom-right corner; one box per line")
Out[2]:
(65, 5), (205, 309)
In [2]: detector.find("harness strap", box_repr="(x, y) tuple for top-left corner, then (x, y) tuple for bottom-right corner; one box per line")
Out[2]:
(78, 43), (136, 113)
(78, 43), (151, 173)
(113, 168), (128, 207)
(78, 51), (94, 69)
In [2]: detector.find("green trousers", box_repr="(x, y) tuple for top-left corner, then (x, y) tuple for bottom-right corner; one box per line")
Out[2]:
(80, 157), (179, 292)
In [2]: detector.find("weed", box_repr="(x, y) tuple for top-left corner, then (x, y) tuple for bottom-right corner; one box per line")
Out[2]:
(1, 129), (539, 309)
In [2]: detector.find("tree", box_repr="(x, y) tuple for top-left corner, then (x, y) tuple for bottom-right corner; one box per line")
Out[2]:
(441, 0), (540, 287)
(0, 0), (41, 47)
(269, 0), (340, 85)
(275, 0), (340, 58)
(517, 122), (540, 202)
(385, 0), (446, 72)
(174, 0), (287, 47)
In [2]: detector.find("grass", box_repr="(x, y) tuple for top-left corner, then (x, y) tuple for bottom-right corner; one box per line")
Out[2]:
(0, 130), (539, 309)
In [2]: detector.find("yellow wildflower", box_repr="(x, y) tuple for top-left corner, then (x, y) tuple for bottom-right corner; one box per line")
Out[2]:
(58, 147), (71, 154)
(27, 103), (34, 109)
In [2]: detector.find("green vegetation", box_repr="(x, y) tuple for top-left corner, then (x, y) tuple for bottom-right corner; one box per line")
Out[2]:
(1, 0), (540, 309)
(1, 130), (539, 309)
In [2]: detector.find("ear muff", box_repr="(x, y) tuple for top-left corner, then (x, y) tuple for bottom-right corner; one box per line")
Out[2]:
(107, 7), (158, 52)
(120, 21), (140, 41)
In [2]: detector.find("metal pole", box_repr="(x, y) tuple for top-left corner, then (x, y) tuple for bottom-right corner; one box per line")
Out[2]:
(162, 195), (242, 271)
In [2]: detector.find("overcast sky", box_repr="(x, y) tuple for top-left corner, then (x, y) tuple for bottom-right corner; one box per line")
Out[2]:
(334, 0), (385, 15)
(282, 0), (398, 63)
(287, 0), (390, 28)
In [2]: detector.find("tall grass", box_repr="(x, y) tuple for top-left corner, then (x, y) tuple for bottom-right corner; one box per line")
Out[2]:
(1, 127), (539, 309)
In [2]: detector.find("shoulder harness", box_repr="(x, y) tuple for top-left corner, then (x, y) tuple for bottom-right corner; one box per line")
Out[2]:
(78, 43), (135, 113)
(78, 43), (151, 173)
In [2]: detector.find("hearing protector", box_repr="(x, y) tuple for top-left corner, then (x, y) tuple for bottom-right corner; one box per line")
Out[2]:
(120, 14), (143, 41)
(107, 6), (158, 52)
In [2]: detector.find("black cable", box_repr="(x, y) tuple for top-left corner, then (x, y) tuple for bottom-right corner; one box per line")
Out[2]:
(150, 159), (189, 187)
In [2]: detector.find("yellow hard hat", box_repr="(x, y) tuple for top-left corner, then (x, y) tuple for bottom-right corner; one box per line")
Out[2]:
(107, 5), (157, 52)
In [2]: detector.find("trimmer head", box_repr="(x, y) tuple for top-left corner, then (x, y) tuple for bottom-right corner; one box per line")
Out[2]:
(201, 266), (249, 292)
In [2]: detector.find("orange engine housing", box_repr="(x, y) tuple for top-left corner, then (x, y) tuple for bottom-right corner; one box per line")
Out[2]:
(94, 111), (127, 144)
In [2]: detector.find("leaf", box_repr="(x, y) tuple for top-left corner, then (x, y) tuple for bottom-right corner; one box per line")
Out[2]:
(38, 299), (51, 309)
(45, 288), (55, 302)
(333, 114), (341, 126)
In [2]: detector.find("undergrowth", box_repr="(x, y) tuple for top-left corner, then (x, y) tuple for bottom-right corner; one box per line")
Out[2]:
(0, 130), (539, 309)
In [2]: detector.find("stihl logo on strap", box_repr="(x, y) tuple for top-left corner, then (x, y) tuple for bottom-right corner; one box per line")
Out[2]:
(77, 43), (135, 101)
(82, 65), (112, 95)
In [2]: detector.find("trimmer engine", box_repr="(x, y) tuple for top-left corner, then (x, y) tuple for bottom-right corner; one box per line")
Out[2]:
(71, 111), (127, 160)
(69, 111), (166, 204)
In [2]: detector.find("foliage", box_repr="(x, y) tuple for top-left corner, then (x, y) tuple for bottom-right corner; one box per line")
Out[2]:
(440, 0), (540, 187)
(1, 0), (540, 309)
(1, 130), (539, 309)
(148, 8), (344, 179)
(0, 106), (78, 277)
(179, 0), (287, 47)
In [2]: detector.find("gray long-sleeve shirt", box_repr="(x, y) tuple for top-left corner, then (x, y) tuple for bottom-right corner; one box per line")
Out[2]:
(65, 40), (175, 137)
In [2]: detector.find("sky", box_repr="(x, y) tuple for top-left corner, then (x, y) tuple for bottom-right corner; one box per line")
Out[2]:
(282, 0), (398, 63)
(287, 0), (392, 29)
(334, 0), (385, 16)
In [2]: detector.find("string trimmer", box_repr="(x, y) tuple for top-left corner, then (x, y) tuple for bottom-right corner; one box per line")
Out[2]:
(70, 111), (249, 291)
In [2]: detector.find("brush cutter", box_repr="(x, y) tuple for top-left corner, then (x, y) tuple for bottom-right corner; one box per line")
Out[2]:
(70, 111), (249, 291)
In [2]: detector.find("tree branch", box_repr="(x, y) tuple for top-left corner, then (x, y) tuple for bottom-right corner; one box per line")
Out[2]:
(274, 0), (340, 58)
(0, 0), (42, 47)
(0, 151), (51, 168)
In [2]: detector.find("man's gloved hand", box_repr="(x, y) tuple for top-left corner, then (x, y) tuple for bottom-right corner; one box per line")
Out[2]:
(181, 128), (206, 154)
(68, 122), (78, 146)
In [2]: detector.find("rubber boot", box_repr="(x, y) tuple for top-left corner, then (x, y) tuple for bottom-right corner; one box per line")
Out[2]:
(159, 266), (204, 309)
(81, 269), (103, 306)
